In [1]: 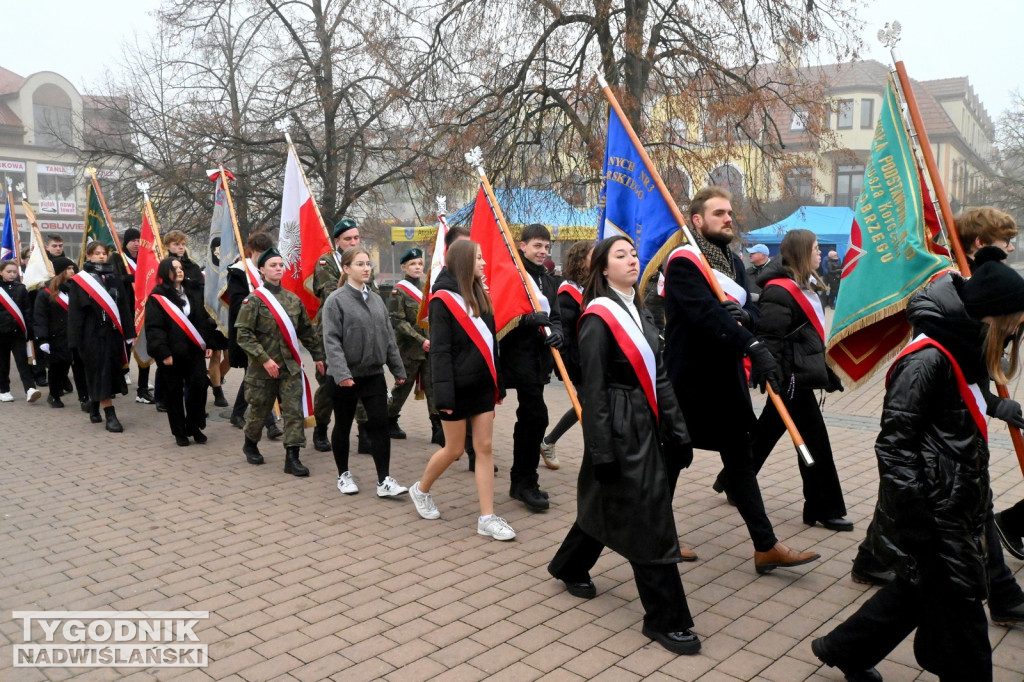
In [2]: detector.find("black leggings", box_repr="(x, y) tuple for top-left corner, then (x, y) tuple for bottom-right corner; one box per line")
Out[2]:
(331, 374), (390, 483)
(544, 407), (579, 445)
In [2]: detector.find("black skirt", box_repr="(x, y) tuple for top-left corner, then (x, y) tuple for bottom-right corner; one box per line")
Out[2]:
(439, 376), (495, 421)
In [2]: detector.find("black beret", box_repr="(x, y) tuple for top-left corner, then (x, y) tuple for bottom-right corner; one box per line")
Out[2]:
(257, 247), (282, 269)
(400, 248), (424, 264)
(333, 218), (358, 239)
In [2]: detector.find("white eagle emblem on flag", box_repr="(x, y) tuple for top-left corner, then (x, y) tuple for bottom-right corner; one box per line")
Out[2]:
(279, 219), (302, 278)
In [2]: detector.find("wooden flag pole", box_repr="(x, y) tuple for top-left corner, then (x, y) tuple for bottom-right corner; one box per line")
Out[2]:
(279, 127), (333, 244)
(20, 200), (55, 281)
(86, 169), (129, 272)
(595, 70), (814, 467)
(6, 182), (22, 263)
(467, 148), (583, 421)
(416, 198), (449, 330)
(884, 28), (1024, 474)
(218, 166), (255, 286)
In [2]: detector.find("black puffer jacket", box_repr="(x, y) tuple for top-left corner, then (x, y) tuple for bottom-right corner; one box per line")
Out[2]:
(144, 283), (216, 363)
(871, 273), (990, 598)
(429, 269), (505, 411)
(755, 260), (838, 391)
(0, 279), (31, 336)
(498, 255), (561, 387)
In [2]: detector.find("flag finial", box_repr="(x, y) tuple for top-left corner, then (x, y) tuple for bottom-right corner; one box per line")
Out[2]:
(435, 195), (447, 215)
(464, 147), (483, 168)
(15, 182), (24, 197)
(136, 181), (151, 201)
(877, 21), (902, 49)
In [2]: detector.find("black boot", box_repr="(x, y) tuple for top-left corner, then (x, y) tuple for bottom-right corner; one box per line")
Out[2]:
(80, 397), (90, 412)
(313, 425), (331, 452)
(266, 420), (283, 440)
(284, 446), (309, 477)
(357, 423), (373, 454)
(388, 416), (407, 439)
(510, 475), (549, 512)
(89, 401), (102, 423)
(212, 385), (229, 407)
(243, 437), (264, 465)
(47, 394), (65, 408)
(430, 415), (445, 446)
(104, 406), (123, 433)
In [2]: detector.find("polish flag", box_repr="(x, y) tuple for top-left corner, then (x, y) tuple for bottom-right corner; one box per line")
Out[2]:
(133, 207), (163, 363)
(279, 146), (330, 319)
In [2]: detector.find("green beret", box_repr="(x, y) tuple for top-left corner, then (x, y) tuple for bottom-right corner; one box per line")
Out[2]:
(400, 248), (424, 264)
(257, 247), (281, 269)
(333, 218), (358, 239)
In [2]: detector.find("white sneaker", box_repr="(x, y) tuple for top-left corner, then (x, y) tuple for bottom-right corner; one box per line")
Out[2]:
(478, 516), (516, 541)
(337, 471), (359, 495)
(376, 476), (408, 498)
(26, 388), (42, 403)
(0, 392), (13, 402)
(409, 481), (440, 519)
(540, 440), (560, 469)
(124, 372), (132, 385)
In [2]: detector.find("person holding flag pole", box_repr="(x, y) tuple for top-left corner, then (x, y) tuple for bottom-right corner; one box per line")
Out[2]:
(594, 71), (819, 575)
(0, 258), (41, 404)
(33, 255), (83, 408)
(129, 182), (165, 405)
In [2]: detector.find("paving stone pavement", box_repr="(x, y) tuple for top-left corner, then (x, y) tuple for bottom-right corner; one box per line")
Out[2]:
(2, 353), (1024, 681)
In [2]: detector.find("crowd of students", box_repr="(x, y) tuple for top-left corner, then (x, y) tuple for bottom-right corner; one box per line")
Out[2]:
(3, 194), (1024, 674)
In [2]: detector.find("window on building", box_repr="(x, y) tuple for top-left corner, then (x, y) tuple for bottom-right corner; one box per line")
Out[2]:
(790, 110), (809, 131)
(0, 171), (28, 205)
(38, 175), (77, 215)
(662, 167), (691, 203)
(836, 99), (854, 129)
(784, 167), (814, 198)
(709, 164), (744, 198)
(835, 164), (865, 209)
(861, 98), (875, 129)
(32, 85), (74, 148)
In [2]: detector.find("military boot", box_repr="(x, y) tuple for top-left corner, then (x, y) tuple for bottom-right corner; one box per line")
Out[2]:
(243, 437), (264, 465)
(313, 425), (332, 452)
(388, 417), (407, 439)
(212, 385), (229, 407)
(284, 446), (309, 477)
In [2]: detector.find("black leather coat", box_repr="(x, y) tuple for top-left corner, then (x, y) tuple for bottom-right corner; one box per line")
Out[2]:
(576, 295), (690, 564)
(871, 274), (989, 598)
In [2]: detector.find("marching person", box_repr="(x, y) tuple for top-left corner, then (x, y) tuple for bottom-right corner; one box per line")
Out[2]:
(663, 186), (819, 574)
(500, 223), (564, 512)
(34, 257), (87, 408)
(235, 248), (325, 475)
(203, 236), (231, 406)
(116, 227), (156, 405)
(322, 247), (408, 498)
(67, 241), (135, 432)
(145, 257), (217, 446)
(409, 240), (513, 540)
(713, 229), (851, 531)
(539, 240), (592, 469)
(0, 259), (41, 404)
(813, 246), (1024, 681)
(387, 247), (439, 443)
(547, 236), (698, 654)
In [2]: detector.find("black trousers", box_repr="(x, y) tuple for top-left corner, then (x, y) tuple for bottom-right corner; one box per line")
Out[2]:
(1000, 498), (1024, 535)
(747, 389), (846, 520)
(331, 373), (390, 483)
(715, 430), (778, 551)
(158, 355), (208, 438)
(509, 383), (548, 487)
(0, 331), (35, 393)
(549, 522), (694, 632)
(48, 350), (87, 400)
(820, 573), (991, 681)
(854, 506), (1024, 609)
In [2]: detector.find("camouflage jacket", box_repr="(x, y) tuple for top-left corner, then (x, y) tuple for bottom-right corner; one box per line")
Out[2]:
(236, 282), (324, 378)
(388, 277), (428, 360)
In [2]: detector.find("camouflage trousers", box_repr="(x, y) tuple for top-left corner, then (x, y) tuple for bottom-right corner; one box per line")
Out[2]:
(314, 369), (368, 427)
(388, 355), (435, 418)
(244, 370), (307, 448)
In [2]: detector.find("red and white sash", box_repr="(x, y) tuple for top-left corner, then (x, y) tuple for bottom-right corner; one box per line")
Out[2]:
(763, 278), (826, 341)
(250, 286), (314, 418)
(433, 290), (499, 400)
(45, 287), (70, 312)
(123, 254), (137, 275)
(888, 333), (987, 440)
(582, 297), (659, 421)
(666, 245), (748, 305)
(525, 274), (552, 314)
(558, 281), (583, 307)
(72, 272), (125, 338)
(150, 294), (206, 351)
(394, 279), (423, 303)
(0, 287), (27, 336)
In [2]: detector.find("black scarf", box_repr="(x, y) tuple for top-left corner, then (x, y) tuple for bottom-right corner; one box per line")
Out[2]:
(692, 230), (735, 278)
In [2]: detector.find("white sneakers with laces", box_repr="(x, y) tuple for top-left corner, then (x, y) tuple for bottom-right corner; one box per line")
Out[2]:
(337, 471), (358, 495)
(26, 388), (42, 403)
(0, 392), (14, 402)
(409, 481), (440, 519)
(376, 476), (408, 498)
(478, 516), (516, 541)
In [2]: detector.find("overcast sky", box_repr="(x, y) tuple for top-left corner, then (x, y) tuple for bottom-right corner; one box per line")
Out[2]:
(4, 0), (1022, 121)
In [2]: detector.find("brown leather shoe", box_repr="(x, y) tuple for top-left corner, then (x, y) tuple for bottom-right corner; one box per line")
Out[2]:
(754, 541), (820, 575)
(679, 544), (698, 562)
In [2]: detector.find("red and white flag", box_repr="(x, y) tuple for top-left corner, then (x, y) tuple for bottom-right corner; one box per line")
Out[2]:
(133, 206), (163, 363)
(279, 146), (330, 320)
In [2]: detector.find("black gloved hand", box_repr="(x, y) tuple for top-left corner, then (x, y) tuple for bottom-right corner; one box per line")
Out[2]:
(543, 329), (564, 349)
(663, 437), (694, 469)
(593, 461), (621, 483)
(746, 339), (782, 394)
(521, 311), (551, 327)
(990, 397), (1024, 429)
(721, 300), (751, 327)
(826, 367), (845, 393)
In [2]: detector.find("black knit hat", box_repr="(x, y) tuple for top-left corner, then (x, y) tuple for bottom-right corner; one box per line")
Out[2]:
(122, 228), (141, 243)
(51, 256), (76, 274)
(962, 246), (1024, 319)
(257, 247), (281, 269)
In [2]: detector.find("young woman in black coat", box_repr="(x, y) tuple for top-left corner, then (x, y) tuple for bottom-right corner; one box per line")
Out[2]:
(547, 236), (698, 655)
(409, 240), (513, 541)
(0, 259), (41, 403)
(34, 257), (87, 408)
(67, 241), (135, 432)
(713, 229), (850, 530)
(144, 257), (216, 446)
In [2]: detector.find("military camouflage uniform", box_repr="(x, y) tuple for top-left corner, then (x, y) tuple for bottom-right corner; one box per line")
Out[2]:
(236, 282), (324, 448)
(387, 277), (435, 419)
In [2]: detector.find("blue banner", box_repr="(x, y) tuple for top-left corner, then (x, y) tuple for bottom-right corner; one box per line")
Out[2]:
(1, 197), (15, 261)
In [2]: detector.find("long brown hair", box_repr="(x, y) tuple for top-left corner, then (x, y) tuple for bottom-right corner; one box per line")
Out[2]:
(779, 228), (825, 291)
(563, 241), (592, 286)
(446, 240), (492, 317)
(985, 313), (1024, 384)
(48, 264), (76, 300)
(582, 236), (645, 308)
(337, 247), (371, 287)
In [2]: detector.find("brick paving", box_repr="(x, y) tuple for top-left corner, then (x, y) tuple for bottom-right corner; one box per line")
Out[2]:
(2, 339), (1024, 679)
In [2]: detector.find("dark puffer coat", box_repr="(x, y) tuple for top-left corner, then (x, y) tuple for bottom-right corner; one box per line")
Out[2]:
(556, 285), (582, 383)
(429, 269), (506, 411)
(34, 284), (73, 363)
(871, 274), (989, 598)
(576, 296), (690, 564)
